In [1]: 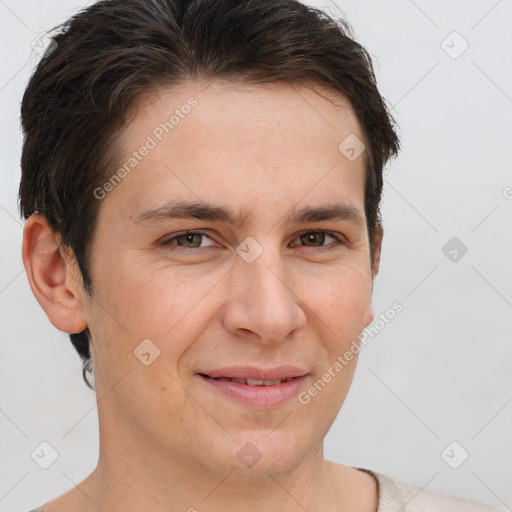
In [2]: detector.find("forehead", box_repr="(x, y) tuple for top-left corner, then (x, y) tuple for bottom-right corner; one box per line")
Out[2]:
(103, 79), (367, 226)
(120, 79), (365, 158)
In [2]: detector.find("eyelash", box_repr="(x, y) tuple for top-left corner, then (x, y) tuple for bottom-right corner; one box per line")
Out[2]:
(160, 230), (345, 252)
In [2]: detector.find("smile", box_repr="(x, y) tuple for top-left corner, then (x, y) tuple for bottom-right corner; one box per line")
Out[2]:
(198, 373), (308, 408)
(209, 376), (296, 386)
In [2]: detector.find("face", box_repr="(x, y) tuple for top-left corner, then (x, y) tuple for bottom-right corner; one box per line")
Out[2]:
(82, 79), (379, 480)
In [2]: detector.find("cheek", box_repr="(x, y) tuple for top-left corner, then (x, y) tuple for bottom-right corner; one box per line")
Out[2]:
(302, 270), (370, 411)
(92, 253), (208, 335)
(308, 263), (372, 335)
(87, 259), (221, 378)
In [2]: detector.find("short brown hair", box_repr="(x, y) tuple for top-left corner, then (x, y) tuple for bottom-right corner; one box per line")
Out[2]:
(19, 0), (400, 389)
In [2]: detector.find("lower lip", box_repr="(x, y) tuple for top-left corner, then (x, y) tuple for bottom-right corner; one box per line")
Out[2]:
(198, 374), (308, 408)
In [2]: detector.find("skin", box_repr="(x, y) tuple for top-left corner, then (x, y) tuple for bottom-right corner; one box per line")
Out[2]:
(23, 79), (382, 512)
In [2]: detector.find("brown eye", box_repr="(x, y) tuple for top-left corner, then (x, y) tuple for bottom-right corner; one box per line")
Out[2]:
(299, 232), (327, 246)
(161, 231), (216, 250)
(175, 233), (203, 248)
(294, 231), (342, 249)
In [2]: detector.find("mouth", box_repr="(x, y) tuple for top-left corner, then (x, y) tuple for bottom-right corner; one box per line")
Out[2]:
(197, 369), (308, 408)
(198, 374), (298, 386)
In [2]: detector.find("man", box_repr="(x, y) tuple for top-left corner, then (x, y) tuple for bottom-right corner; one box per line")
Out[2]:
(19, 0), (501, 510)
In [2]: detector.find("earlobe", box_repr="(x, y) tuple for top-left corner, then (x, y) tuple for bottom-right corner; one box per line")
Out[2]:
(22, 214), (88, 334)
(365, 226), (383, 328)
(363, 308), (374, 328)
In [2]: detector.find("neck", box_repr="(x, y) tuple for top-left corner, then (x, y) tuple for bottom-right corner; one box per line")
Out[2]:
(86, 447), (342, 512)
(59, 439), (371, 512)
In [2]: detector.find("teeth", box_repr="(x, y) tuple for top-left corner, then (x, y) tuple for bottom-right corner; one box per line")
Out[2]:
(246, 379), (280, 386)
(212, 376), (295, 385)
(263, 379), (282, 386)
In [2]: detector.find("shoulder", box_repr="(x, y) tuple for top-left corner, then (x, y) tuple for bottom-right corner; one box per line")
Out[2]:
(357, 468), (504, 512)
(27, 506), (46, 512)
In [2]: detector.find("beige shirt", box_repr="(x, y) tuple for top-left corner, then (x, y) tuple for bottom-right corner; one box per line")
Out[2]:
(28, 468), (503, 512)
(360, 468), (504, 511)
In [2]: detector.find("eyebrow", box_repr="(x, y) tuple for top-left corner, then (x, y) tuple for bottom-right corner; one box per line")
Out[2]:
(132, 200), (365, 228)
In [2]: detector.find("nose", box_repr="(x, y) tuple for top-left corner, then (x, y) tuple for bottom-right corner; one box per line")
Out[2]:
(221, 243), (307, 344)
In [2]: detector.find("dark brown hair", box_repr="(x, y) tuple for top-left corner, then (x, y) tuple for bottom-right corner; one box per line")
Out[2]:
(19, 0), (400, 389)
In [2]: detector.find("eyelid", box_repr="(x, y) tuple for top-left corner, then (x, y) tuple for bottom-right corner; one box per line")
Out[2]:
(159, 229), (346, 251)
(291, 229), (346, 250)
(159, 230), (218, 249)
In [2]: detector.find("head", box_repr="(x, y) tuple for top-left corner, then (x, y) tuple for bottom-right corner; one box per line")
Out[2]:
(20, 0), (399, 481)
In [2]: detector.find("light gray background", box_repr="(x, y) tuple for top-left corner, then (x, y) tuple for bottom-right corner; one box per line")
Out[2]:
(1, 1), (511, 511)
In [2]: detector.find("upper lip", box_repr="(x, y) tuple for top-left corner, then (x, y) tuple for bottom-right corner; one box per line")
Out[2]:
(200, 366), (308, 380)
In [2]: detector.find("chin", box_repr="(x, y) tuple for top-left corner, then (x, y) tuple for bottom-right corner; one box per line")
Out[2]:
(205, 428), (314, 481)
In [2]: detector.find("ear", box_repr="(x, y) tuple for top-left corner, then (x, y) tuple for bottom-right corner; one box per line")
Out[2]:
(363, 225), (384, 328)
(370, 224), (383, 279)
(22, 214), (88, 334)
